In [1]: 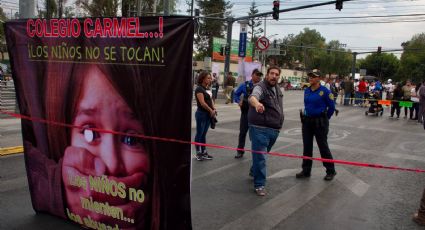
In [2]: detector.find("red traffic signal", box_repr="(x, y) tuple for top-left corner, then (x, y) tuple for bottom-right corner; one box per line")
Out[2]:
(336, 0), (343, 11)
(273, 1), (280, 21)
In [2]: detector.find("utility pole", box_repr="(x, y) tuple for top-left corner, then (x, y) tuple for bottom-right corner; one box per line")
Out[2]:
(190, 0), (194, 16)
(224, 19), (233, 75)
(262, 17), (267, 72)
(351, 52), (357, 80)
(220, 0), (353, 79)
(136, 0), (142, 16)
(164, 0), (170, 16)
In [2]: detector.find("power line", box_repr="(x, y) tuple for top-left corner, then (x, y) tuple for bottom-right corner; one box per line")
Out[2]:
(265, 13), (425, 20)
(269, 19), (425, 25)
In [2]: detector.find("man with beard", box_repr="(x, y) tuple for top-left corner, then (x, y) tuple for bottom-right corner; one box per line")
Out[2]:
(247, 66), (284, 196)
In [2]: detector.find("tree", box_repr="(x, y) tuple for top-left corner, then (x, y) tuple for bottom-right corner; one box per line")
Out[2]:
(0, 7), (7, 61)
(63, 6), (75, 18)
(398, 33), (425, 83)
(195, 0), (232, 60)
(316, 40), (352, 77)
(122, 0), (178, 17)
(294, 28), (326, 70)
(76, 0), (119, 17)
(58, 0), (67, 18)
(360, 53), (399, 81)
(247, 2), (263, 60)
(43, 0), (58, 18)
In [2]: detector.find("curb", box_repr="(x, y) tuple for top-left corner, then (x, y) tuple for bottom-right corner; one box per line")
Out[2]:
(0, 146), (24, 156)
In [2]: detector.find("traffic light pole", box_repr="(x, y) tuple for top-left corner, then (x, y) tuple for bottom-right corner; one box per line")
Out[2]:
(224, 19), (233, 75)
(351, 52), (357, 80)
(221, 0), (353, 77)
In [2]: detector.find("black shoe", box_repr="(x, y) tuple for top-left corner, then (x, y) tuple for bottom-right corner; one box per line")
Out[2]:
(413, 213), (425, 226)
(202, 152), (213, 160)
(195, 153), (204, 161)
(335, 109), (339, 116)
(296, 171), (311, 179)
(235, 152), (244, 159)
(324, 172), (337, 181)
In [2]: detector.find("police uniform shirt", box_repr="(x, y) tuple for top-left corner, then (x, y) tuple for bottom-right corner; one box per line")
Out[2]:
(304, 85), (335, 119)
(234, 80), (257, 103)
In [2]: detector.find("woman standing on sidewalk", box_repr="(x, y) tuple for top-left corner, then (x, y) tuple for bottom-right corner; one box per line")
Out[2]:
(194, 71), (215, 161)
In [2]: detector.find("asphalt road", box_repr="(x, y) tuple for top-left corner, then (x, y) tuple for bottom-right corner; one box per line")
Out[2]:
(1, 90), (425, 230)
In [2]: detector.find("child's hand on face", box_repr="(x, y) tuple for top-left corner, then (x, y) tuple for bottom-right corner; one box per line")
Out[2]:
(62, 146), (106, 178)
(61, 146), (106, 217)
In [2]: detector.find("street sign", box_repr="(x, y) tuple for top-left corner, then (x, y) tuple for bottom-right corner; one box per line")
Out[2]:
(256, 37), (270, 51)
(239, 32), (247, 57)
(238, 21), (248, 57)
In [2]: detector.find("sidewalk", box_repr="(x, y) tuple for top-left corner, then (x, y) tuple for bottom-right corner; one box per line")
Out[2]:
(0, 117), (22, 150)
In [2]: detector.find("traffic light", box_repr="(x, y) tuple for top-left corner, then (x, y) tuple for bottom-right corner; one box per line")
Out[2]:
(273, 1), (280, 21)
(377, 46), (382, 54)
(225, 45), (230, 56)
(336, 0), (343, 11)
(220, 46), (225, 56)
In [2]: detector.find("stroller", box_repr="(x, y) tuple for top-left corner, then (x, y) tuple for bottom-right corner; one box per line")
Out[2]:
(365, 92), (384, 116)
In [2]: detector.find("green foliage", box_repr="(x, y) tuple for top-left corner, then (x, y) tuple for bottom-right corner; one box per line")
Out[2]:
(398, 33), (425, 83)
(64, 6), (75, 18)
(277, 28), (351, 76)
(0, 7), (7, 42)
(76, 0), (119, 17)
(42, 0), (58, 18)
(315, 40), (352, 77)
(247, 2), (263, 60)
(360, 53), (399, 81)
(195, 0), (232, 60)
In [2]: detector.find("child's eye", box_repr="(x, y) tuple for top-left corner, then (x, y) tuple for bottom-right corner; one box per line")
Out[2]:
(121, 131), (143, 147)
(80, 126), (100, 143)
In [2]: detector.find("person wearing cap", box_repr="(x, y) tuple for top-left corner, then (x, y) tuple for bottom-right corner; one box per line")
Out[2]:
(248, 66), (284, 196)
(296, 69), (337, 181)
(234, 69), (263, 159)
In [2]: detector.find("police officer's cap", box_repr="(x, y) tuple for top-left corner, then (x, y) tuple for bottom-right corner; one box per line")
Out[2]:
(307, 69), (321, 77)
(252, 69), (263, 76)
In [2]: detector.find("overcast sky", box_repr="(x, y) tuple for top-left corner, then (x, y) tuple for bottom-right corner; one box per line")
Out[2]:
(180, 0), (425, 58)
(2, 0), (424, 58)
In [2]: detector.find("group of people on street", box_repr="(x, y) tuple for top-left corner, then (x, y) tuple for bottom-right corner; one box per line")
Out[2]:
(329, 76), (425, 124)
(193, 67), (425, 225)
(193, 67), (337, 196)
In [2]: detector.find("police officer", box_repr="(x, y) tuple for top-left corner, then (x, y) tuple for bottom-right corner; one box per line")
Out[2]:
(234, 69), (263, 158)
(296, 69), (337, 181)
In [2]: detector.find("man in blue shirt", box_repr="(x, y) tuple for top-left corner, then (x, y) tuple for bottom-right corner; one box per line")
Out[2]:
(296, 69), (337, 181)
(234, 69), (263, 158)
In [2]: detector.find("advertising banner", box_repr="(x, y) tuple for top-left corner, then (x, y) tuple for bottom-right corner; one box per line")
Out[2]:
(5, 17), (193, 230)
(212, 37), (253, 62)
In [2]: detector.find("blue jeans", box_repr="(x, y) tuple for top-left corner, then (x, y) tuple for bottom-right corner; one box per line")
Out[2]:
(249, 125), (279, 188)
(195, 109), (211, 153)
(344, 92), (351, 105)
(355, 92), (363, 105)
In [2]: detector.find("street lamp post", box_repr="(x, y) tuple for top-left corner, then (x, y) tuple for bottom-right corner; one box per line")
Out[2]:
(262, 34), (278, 72)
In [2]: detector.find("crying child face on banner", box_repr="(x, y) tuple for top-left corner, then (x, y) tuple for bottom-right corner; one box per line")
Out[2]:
(61, 64), (152, 229)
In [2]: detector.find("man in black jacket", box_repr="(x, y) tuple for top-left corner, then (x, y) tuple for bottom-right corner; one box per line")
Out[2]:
(248, 66), (284, 196)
